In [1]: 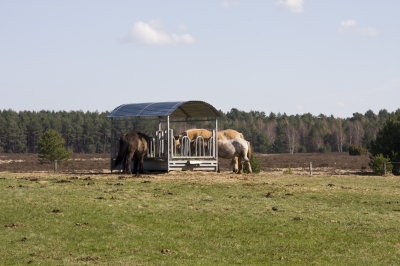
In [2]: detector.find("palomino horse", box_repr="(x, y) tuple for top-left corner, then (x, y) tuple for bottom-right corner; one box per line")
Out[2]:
(218, 138), (252, 174)
(217, 129), (247, 172)
(174, 128), (251, 173)
(113, 131), (149, 175)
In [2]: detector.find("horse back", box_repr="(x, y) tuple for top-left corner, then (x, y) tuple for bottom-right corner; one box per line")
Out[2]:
(218, 138), (248, 159)
(183, 129), (213, 140)
(121, 131), (149, 154)
(218, 129), (244, 140)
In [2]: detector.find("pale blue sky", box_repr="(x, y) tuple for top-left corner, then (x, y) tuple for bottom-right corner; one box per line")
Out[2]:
(1, 0), (399, 118)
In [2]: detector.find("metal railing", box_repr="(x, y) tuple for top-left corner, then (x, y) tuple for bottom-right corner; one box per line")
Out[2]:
(113, 128), (217, 161)
(168, 129), (216, 159)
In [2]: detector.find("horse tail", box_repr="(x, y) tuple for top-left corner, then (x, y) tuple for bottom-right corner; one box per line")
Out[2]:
(246, 141), (251, 161)
(245, 140), (253, 173)
(113, 135), (129, 169)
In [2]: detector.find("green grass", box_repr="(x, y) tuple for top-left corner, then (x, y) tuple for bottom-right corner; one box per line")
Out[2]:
(1, 173), (400, 265)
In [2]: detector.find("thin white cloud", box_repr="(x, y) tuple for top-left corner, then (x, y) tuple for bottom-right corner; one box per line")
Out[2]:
(277, 0), (304, 13)
(339, 19), (379, 36)
(222, 0), (239, 8)
(296, 105), (304, 111)
(357, 99), (366, 107)
(341, 19), (357, 28)
(118, 21), (195, 45)
(337, 102), (346, 108)
(178, 23), (187, 31)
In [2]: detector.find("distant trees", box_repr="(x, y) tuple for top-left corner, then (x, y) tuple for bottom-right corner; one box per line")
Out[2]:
(0, 110), (111, 154)
(368, 118), (400, 174)
(0, 108), (399, 155)
(331, 118), (345, 152)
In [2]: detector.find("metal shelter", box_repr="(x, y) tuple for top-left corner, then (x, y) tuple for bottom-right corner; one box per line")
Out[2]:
(107, 101), (221, 172)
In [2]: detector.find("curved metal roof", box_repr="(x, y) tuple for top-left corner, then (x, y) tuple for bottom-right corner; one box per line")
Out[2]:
(107, 101), (221, 118)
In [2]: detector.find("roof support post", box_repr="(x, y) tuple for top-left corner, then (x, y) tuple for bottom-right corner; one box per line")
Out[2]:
(215, 118), (218, 172)
(166, 115), (170, 171)
(110, 118), (114, 173)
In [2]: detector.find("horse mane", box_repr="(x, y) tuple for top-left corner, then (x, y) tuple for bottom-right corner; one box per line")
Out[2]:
(136, 131), (150, 142)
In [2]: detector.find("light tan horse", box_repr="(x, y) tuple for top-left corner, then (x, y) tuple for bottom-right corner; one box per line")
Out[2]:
(218, 138), (252, 174)
(174, 128), (251, 173)
(218, 129), (246, 172)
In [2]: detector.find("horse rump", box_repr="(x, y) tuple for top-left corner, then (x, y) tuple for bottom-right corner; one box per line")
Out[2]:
(113, 131), (149, 175)
(112, 133), (129, 172)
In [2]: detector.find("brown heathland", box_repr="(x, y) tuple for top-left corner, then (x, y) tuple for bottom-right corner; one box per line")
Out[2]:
(0, 153), (370, 175)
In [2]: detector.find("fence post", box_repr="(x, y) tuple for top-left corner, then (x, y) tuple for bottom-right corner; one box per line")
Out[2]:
(54, 160), (58, 173)
(309, 162), (312, 176)
(383, 162), (386, 175)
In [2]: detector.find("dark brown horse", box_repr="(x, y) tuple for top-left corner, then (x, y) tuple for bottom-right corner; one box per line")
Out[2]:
(113, 132), (149, 174)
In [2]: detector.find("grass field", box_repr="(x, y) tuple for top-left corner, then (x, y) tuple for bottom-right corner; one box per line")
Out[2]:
(1, 171), (399, 265)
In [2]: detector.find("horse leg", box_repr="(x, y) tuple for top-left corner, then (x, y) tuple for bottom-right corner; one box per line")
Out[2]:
(122, 154), (128, 174)
(133, 157), (139, 175)
(238, 157), (244, 174)
(125, 151), (134, 175)
(245, 160), (252, 174)
(239, 155), (251, 174)
(139, 154), (145, 174)
(238, 153), (250, 174)
(232, 157), (239, 173)
(121, 157), (126, 174)
(123, 156), (129, 174)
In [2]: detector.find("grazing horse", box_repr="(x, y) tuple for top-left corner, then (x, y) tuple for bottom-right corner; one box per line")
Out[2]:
(174, 129), (213, 150)
(218, 138), (252, 174)
(218, 129), (246, 172)
(113, 131), (149, 175)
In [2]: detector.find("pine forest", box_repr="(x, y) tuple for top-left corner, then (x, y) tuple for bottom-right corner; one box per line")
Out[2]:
(0, 108), (399, 154)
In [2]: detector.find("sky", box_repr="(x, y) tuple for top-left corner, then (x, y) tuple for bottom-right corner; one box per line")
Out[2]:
(1, 0), (399, 118)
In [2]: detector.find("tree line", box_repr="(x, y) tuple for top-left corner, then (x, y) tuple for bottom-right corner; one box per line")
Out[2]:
(0, 108), (399, 154)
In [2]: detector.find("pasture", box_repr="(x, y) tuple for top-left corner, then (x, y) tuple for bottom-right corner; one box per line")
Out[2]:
(1, 170), (400, 265)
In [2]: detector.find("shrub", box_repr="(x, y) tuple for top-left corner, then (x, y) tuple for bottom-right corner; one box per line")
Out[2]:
(348, 145), (368, 156)
(283, 165), (293, 174)
(318, 147), (327, 153)
(298, 146), (307, 153)
(342, 143), (351, 152)
(318, 145), (331, 153)
(87, 144), (96, 153)
(243, 147), (261, 174)
(37, 130), (72, 164)
(369, 154), (393, 175)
